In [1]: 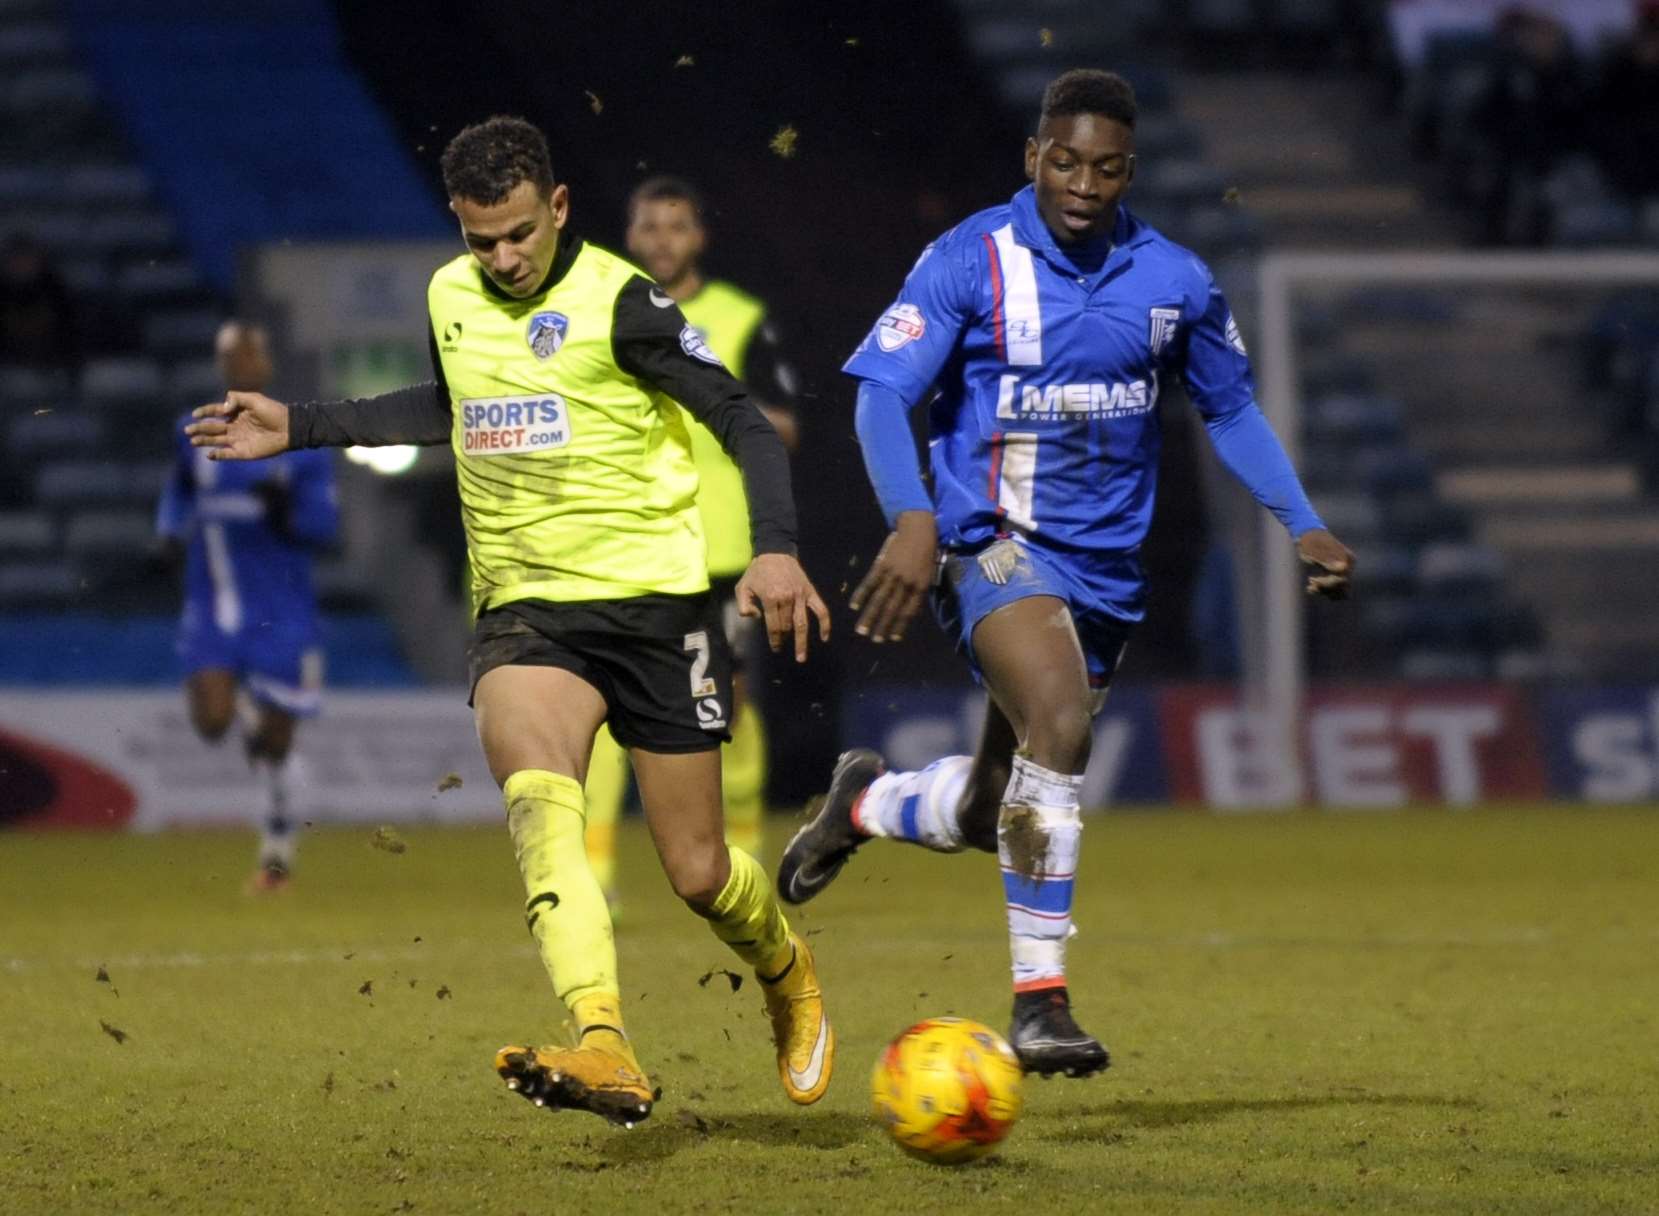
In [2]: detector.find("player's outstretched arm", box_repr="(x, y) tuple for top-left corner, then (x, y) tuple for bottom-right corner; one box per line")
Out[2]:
(736, 552), (831, 663)
(186, 391), (291, 461)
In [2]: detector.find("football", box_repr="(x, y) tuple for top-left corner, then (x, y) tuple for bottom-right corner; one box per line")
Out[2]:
(870, 1017), (1025, 1164)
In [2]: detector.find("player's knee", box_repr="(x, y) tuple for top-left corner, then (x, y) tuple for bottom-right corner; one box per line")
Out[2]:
(666, 846), (729, 909)
(1022, 700), (1093, 772)
(191, 704), (234, 742)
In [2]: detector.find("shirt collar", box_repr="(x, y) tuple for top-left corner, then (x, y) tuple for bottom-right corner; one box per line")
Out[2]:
(477, 231), (585, 302)
(1008, 185), (1148, 267)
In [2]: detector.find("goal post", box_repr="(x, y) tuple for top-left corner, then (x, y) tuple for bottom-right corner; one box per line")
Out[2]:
(1249, 250), (1659, 803)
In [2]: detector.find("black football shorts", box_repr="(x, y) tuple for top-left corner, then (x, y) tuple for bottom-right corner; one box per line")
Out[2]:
(467, 593), (734, 753)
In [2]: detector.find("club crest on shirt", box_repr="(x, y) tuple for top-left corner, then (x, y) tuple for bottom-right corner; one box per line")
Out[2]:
(526, 311), (569, 359)
(679, 324), (723, 366)
(1225, 312), (1248, 355)
(877, 303), (926, 352)
(1148, 306), (1181, 357)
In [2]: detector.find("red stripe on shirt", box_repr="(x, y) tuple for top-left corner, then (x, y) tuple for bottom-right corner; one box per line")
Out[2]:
(980, 232), (1006, 362)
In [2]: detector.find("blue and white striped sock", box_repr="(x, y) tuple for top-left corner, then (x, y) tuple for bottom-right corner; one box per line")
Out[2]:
(852, 756), (972, 853)
(998, 755), (1083, 993)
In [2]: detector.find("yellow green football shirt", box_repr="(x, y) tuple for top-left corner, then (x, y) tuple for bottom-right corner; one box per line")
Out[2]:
(679, 281), (768, 577)
(428, 241), (708, 615)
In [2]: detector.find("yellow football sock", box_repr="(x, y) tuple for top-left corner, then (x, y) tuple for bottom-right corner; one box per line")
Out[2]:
(583, 724), (628, 894)
(503, 768), (618, 1012)
(571, 991), (640, 1070)
(702, 845), (793, 976)
(722, 700), (766, 858)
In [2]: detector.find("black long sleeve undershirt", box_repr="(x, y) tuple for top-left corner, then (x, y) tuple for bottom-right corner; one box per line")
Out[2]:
(288, 328), (452, 449)
(610, 274), (798, 556)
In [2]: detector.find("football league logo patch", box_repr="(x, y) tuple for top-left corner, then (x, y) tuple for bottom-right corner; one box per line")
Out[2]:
(877, 303), (926, 352)
(679, 324), (723, 366)
(527, 311), (569, 359)
(1148, 307), (1181, 357)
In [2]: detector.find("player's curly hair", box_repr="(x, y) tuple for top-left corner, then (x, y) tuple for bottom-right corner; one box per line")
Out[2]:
(440, 115), (555, 204)
(1041, 69), (1137, 130)
(627, 175), (706, 223)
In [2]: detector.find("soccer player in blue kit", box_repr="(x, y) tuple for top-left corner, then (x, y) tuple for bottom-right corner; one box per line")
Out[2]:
(156, 321), (339, 890)
(779, 70), (1354, 1077)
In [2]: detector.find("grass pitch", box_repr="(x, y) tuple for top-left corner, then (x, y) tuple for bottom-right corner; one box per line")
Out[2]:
(4, 806), (1657, 1215)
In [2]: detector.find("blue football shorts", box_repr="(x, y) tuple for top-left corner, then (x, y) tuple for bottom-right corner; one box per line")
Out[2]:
(932, 535), (1136, 703)
(177, 603), (323, 718)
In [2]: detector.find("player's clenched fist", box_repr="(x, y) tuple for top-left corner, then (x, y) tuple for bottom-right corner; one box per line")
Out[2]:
(737, 552), (831, 663)
(186, 391), (292, 461)
(1297, 528), (1355, 599)
(851, 509), (937, 644)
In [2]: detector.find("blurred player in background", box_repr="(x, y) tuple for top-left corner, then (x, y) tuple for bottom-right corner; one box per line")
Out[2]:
(156, 321), (339, 891)
(579, 177), (802, 907)
(188, 118), (833, 1129)
(779, 70), (1353, 1077)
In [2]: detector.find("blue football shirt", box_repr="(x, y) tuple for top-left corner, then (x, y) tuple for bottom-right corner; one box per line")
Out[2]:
(845, 186), (1294, 613)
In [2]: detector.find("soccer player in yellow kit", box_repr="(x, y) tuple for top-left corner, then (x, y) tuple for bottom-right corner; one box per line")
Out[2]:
(581, 177), (801, 902)
(187, 117), (834, 1128)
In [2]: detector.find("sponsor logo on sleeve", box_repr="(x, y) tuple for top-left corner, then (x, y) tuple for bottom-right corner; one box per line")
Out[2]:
(649, 287), (675, 309)
(679, 324), (723, 365)
(1224, 312), (1248, 355)
(459, 393), (572, 456)
(526, 311), (569, 359)
(876, 302), (926, 352)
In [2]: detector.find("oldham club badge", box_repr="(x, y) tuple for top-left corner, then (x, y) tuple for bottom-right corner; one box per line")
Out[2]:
(527, 311), (569, 359)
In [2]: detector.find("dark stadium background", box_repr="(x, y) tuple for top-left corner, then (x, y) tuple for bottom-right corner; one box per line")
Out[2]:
(5, 0), (1659, 812)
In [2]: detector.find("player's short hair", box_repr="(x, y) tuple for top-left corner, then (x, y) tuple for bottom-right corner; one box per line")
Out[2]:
(440, 116), (555, 204)
(1040, 69), (1137, 130)
(627, 175), (705, 224)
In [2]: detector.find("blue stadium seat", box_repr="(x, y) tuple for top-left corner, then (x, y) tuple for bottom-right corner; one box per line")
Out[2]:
(1308, 491), (1382, 543)
(164, 358), (221, 409)
(143, 309), (223, 358)
(1349, 544), (1418, 598)
(4, 67), (96, 113)
(0, 23), (72, 66)
(1400, 649), (1488, 681)
(64, 509), (156, 557)
(0, 164), (59, 204)
(1186, 0), (1255, 37)
(1265, 0), (1341, 35)
(35, 459), (165, 506)
(1353, 446), (1435, 498)
(56, 256), (112, 296)
(0, 364), (71, 404)
(1183, 205), (1264, 255)
(1552, 201), (1637, 248)
(1138, 158), (1229, 207)
(0, 561), (77, 604)
(93, 214), (179, 259)
(1381, 491), (1470, 544)
(0, 509), (54, 553)
(80, 356), (164, 411)
(6, 409), (104, 458)
(1417, 541), (1503, 595)
(62, 164), (152, 206)
(1308, 393), (1406, 444)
